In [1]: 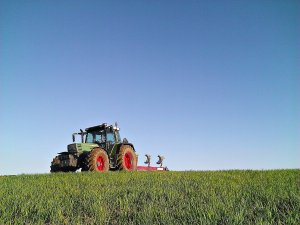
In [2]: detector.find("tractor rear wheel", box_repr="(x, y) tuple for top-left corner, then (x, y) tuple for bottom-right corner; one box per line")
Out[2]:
(117, 145), (137, 171)
(87, 148), (109, 172)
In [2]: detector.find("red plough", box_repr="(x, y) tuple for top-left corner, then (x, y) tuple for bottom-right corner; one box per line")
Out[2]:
(137, 154), (169, 171)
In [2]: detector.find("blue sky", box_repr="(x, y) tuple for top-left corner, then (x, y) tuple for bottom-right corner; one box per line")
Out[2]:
(0, 0), (298, 175)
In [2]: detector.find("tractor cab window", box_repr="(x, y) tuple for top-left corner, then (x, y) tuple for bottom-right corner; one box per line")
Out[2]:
(86, 133), (94, 143)
(86, 131), (105, 143)
(95, 134), (103, 142)
(106, 132), (115, 143)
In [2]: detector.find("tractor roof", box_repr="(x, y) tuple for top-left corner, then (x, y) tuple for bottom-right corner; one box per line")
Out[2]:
(85, 123), (108, 132)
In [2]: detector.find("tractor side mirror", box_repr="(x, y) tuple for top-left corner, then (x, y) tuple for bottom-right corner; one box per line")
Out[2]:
(72, 134), (75, 142)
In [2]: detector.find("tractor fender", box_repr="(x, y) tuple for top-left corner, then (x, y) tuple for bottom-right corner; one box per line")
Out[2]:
(116, 143), (135, 155)
(89, 146), (110, 159)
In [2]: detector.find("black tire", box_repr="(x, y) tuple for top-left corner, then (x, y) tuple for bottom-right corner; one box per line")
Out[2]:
(50, 156), (60, 173)
(117, 145), (137, 171)
(86, 148), (109, 172)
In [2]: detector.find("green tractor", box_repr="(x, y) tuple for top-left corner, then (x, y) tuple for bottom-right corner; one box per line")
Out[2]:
(50, 123), (138, 172)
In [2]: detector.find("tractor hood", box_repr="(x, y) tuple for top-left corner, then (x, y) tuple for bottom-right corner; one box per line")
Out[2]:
(67, 143), (98, 153)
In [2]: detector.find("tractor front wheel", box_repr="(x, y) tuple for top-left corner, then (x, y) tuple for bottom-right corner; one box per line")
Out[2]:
(87, 148), (109, 172)
(117, 145), (137, 171)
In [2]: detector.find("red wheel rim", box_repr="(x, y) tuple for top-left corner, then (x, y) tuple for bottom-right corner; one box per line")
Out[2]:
(96, 156), (105, 171)
(124, 153), (132, 170)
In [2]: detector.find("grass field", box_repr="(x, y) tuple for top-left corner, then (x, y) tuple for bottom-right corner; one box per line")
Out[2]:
(0, 170), (299, 224)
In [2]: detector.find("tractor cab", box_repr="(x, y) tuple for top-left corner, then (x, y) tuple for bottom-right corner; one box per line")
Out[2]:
(72, 123), (121, 143)
(72, 123), (122, 154)
(85, 123), (121, 152)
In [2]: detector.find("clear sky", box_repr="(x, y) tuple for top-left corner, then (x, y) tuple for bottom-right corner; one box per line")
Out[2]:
(0, 0), (299, 175)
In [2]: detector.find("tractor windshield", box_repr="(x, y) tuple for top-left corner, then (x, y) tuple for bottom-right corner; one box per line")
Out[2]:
(86, 131), (105, 143)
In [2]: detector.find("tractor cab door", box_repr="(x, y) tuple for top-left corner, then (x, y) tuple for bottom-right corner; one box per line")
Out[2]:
(106, 131), (119, 167)
(106, 131), (116, 154)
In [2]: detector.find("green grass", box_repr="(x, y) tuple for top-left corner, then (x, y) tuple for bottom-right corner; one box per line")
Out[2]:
(0, 170), (299, 225)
